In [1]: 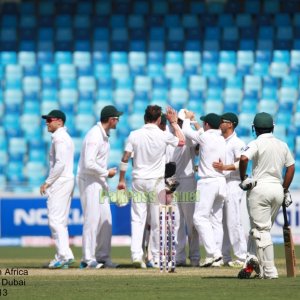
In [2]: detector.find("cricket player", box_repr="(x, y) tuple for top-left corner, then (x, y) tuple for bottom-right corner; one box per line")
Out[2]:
(173, 109), (200, 267)
(212, 112), (247, 267)
(238, 112), (295, 279)
(117, 105), (185, 268)
(182, 112), (226, 267)
(77, 105), (122, 269)
(40, 110), (75, 269)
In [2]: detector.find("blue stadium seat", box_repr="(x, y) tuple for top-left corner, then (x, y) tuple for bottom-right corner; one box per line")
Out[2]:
(236, 13), (252, 27)
(226, 76), (243, 88)
(134, 76), (152, 92)
(182, 14), (199, 28)
(279, 87), (298, 104)
(261, 87), (277, 101)
(114, 89), (133, 110)
(58, 64), (76, 79)
(263, 76), (280, 88)
(205, 100), (223, 115)
(54, 51), (72, 64)
(73, 51), (91, 68)
(78, 76), (96, 93)
(218, 14), (234, 27)
(218, 62), (236, 78)
(23, 76), (41, 94)
(41, 64), (57, 79)
(258, 100), (277, 115)
(94, 63), (111, 80)
(169, 88), (188, 109)
(281, 75), (299, 88)
(151, 88), (168, 104)
(5, 64), (23, 80)
(244, 75), (262, 93)
(273, 50), (290, 63)
(202, 63), (218, 77)
(112, 64), (130, 79)
(75, 114), (95, 136)
(4, 89), (22, 106)
(59, 89), (78, 108)
(274, 13), (291, 26)
(165, 63), (183, 79)
(269, 62), (289, 78)
(263, 0), (280, 14)
(224, 88), (243, 104)
(255, 50), (272, 63)
(252, 62), (269, 76)
(240, 100), (257, 113)
(18, 51), (36, 67)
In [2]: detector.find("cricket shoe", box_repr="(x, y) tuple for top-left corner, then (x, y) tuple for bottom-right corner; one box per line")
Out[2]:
(132, 260), (147, 269)
(226, 260), (244, 268)
(79, 261), (104, 269)
(48, 259), (68, 269)
(146, 260), (160, 269)
(62, 258), (75, 269)
(97, 260), (119, 269)
(200, 255), (222, 268)
(237, 257), (260, 279)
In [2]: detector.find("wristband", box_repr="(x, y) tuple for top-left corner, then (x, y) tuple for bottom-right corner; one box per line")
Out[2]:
(119, 161), (128, 172)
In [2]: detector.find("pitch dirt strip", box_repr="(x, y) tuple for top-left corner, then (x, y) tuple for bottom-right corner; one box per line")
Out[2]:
(0, 266), (287, 278)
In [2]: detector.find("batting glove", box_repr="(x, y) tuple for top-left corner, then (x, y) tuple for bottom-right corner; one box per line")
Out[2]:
(283, 190), (293, 207)
(239, 177), (257, 191)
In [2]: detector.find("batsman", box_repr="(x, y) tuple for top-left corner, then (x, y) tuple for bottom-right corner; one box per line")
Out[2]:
(238, 112), (295, 279)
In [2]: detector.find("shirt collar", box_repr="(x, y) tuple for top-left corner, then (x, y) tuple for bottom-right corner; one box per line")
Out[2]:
(257, 133), (273, 139)
(225, 131), (237, 141)
(52, 126), (66, 137)
(143, 123), (158, 129)
(97, 122), (109, 139)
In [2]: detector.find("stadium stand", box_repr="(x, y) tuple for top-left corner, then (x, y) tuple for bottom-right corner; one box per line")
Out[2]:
(0, 0), (300, 191)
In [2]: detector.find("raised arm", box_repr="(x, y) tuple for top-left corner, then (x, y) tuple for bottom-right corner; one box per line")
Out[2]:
(166, 106), (185, 146)
(117, 151), (132, 190)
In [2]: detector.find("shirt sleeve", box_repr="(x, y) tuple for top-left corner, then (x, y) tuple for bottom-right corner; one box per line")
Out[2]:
(285, 144), (295, 167)
(233, 139), (246, 160)
(45, 138), (67, 185)
(125, 132), (134, 153)
(83, 138), (109, 177)
(182, 119), (204, 144)
(241, 140), (258, 160)
(164, 131), (179, 147)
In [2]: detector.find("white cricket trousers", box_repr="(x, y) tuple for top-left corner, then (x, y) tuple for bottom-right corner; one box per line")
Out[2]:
(78, 176), (112, 264)
(193, 177), (226, 258)
(247, 183), (283, 277)
(222, 180), (247, 262)
(175, 177), (200, 264)
(47, 177), (74, 261)
(131, 178), (165, 262)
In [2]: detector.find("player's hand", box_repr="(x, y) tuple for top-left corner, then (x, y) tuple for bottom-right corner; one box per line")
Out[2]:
(117, 181), (126, 190)
(185, 110), (195, 120)
(239, 177), (257, 191)
(283, 190), (293, 207)
(40, 183), (49, 196)
(213, 159), (224, 171)
(166, 106), (178, 124)
(108, 168), (117, 178)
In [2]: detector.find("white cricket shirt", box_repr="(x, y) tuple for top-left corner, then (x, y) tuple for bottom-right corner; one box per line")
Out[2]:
(224, 131), (245, 180)
(242, 133), (295, 183)
(77, 122), (110, 182)
(46, 127), (74, 185)
(125, 124), (179, 179)
(182, 120), (226, 179)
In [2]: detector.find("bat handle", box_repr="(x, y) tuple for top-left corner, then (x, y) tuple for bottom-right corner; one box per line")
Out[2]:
(282, 204), (289, 227)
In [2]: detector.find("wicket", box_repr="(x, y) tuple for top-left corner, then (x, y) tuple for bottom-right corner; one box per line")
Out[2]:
(159, 205), (176, 272)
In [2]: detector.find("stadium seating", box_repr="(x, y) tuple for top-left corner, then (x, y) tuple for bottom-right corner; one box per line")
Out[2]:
(0, 0), (300, 191)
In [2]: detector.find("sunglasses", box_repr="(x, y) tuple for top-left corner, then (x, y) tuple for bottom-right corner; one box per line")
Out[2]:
(46, 118), (59, 123)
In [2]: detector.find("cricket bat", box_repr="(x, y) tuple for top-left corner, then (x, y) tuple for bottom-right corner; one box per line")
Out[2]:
(282, 204), (296, 277)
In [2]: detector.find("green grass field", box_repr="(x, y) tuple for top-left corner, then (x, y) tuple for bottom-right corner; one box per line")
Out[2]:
(0, 245), (299, 300)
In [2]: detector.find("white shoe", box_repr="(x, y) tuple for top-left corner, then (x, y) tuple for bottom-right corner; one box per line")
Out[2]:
(212, 260), (222, 267)
(132, 260), (147, 269)
(200, 255), (222, 268)
(80, 261), (104, 269)
(227, 260), (244, 268)
(48, 259), (68, 269)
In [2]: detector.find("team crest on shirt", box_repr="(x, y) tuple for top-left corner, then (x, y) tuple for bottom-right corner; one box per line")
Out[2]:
(242, 146), (249, 152)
